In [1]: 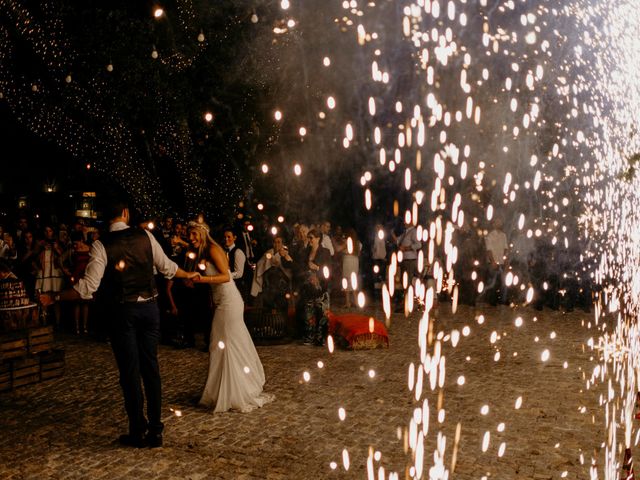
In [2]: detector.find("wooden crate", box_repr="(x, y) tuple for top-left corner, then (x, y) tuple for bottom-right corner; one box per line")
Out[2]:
(0, 334), (28, 361)
(0, 349), (65, 392)
(0, 377), (10, 392)
(28, 326), (54, 354)
(0, 362), (10, 392)
(11, 356), (40, 388)
(0, 326), (53, 361)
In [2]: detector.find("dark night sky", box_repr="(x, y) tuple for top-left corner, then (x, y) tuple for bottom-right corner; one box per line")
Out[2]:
(0, 102), (88, 197)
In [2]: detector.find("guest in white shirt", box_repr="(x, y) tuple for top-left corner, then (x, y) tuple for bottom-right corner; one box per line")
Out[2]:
(484, 218), (509, 306)
(371, 223), (387, 290)
(320, 221), (334, 256)
(392, 220), (422, 312)
(251, 236), (293, 298)
(393, 221), (421, 285)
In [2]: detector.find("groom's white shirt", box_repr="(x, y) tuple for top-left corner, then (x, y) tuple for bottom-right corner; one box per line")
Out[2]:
(73, 221), (178, 300)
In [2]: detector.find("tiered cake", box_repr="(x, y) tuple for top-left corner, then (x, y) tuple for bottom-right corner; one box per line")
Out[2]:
(0, 279), (31, 308)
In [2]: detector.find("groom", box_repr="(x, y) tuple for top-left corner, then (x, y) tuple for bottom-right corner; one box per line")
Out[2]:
(40, 196), (199, 448)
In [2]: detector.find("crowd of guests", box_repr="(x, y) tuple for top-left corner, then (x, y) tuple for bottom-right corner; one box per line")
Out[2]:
(161, 219), (356, 346)
(0, 215), (98, 333)
(453, 217), (593, 312)
(0, 213), (364, 347)
(0, 207), (594, 348)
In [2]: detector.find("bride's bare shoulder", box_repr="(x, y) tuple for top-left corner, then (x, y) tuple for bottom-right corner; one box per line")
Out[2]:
(209, 242), (225, 259)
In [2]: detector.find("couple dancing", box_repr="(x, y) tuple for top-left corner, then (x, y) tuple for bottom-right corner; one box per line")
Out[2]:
(41, 197), (273, 449)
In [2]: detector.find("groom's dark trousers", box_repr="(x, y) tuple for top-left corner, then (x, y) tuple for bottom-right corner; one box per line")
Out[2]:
(109, 301), (163, 437)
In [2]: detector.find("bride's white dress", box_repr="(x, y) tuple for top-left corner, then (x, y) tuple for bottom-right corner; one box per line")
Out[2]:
(199, 260), (274, 412)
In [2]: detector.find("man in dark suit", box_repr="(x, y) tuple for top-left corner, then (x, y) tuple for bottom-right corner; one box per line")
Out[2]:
(238, 220), (257, 265)
(40, 196), (199, 448)
(223, 227), (251, 300)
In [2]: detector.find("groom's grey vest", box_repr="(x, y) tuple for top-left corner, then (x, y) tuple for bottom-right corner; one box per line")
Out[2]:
(100, 227), (157, 303)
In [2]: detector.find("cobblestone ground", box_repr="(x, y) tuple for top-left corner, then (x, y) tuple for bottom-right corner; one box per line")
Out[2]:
(0, 303), (609, 479)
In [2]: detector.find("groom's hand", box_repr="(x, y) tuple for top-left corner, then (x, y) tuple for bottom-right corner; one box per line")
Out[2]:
(190, 272), (202, 282)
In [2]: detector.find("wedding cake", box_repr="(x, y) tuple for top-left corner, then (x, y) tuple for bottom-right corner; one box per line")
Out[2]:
(0, 279), (32, 309)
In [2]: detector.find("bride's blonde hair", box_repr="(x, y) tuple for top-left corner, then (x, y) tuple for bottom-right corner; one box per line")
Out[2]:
(188, 220), (217, 263)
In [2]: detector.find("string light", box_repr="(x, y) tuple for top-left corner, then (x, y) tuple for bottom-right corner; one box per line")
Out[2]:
(0, 0), (238, 220)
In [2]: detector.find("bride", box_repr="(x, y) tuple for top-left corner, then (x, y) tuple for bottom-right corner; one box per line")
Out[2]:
(188, 220), (274, 412)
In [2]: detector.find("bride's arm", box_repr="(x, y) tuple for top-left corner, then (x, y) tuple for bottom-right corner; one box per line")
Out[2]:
(195, 244), (231, 284)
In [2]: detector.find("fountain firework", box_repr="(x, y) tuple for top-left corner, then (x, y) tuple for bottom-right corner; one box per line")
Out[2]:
(267, 0), (640, 478)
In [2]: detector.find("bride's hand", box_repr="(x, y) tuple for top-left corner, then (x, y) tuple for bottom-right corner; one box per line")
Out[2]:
(189, 272), (202, 282)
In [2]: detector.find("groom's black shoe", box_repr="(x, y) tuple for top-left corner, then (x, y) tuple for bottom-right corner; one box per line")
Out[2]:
(145, 433), (163, 448)
(118, 434), (147, 448)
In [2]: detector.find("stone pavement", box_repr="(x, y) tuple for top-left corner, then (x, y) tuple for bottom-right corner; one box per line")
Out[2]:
(0, 303), (609, 479)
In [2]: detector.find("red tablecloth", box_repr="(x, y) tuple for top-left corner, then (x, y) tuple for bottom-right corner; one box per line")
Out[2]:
(326, 311), (389, 349)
